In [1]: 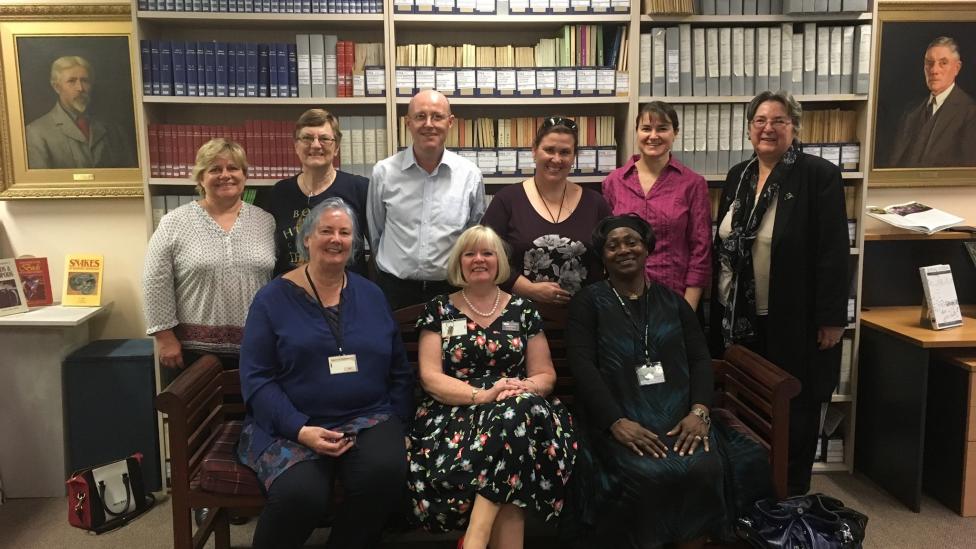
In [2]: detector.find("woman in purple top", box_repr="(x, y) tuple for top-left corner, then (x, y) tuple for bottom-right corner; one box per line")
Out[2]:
(482, 117), (612, 306)
(601, 101), (712, 310)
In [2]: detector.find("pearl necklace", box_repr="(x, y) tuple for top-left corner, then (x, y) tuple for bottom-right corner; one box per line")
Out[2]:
(461, 287), (501, 317)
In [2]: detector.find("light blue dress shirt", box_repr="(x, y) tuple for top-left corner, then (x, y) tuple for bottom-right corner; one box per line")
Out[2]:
(367, 147), (486, 281)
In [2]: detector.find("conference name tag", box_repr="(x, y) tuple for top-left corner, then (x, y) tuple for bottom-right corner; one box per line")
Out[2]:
(442, 319), (468, 338)
(501, 321), (520, 332)
(329, 354), (358, 375)
(636, 362), (665, 386)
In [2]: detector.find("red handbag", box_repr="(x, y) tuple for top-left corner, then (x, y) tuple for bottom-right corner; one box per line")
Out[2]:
(66, 453), (155, 534)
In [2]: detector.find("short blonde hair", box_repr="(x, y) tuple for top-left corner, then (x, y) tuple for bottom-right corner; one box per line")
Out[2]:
(191, 138), (248, 196)
(446, 225), (511, 287)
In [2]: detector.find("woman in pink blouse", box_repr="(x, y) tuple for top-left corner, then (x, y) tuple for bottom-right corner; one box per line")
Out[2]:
(601, 101), (712, 310)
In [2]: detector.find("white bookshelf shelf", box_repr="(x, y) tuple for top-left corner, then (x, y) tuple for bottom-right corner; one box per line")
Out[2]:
(484, 175), (604, 185)
(702, 171), (863, 181)
(393, 13), (631, 26)
(832, 394), (854, 403)
(143, 96), (388, 105)
(640, 12), (872, 23)
(150, 178), (278, 187)
(136, 11), (384, 27)
(638, 94), (868, 104)
(394, 95), (629, 105)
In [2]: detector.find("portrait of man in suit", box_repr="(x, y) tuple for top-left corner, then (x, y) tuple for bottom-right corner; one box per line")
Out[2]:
(24, 55), (137, 170)
(885, 36), (976, 168)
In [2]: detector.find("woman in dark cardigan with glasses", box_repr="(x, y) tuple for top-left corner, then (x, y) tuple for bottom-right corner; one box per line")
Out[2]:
(481, 116), (611, 305)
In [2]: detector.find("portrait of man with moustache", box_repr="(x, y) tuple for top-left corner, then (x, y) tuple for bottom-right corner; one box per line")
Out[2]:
(24, 55), (137, 170)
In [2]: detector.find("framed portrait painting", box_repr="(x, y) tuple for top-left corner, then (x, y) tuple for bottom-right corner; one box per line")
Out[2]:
(869, 1), (976, 187)
(0, 4), (142, 199)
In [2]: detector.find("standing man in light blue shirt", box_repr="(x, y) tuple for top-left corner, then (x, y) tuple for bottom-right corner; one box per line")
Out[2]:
(367, 90), (486, 310)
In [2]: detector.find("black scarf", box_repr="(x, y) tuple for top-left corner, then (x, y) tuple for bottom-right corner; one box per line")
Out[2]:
(718, 142), (799, 346)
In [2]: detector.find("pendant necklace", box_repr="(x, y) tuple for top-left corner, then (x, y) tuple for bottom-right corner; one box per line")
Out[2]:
(533, 178), (567, 224)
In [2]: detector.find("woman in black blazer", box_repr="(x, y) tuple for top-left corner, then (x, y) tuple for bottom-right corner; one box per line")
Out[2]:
(710, 91), (849, 496)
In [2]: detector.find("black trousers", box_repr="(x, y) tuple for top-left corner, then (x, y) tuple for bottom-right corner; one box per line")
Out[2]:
(252, 417), (407, 549)
(742, 314), (824, 496)
(374, 268), (454, 311)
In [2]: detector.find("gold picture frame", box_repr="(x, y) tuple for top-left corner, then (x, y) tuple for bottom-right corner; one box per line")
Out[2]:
(0, 3), (142, 199)
(869, 1), (976, 187)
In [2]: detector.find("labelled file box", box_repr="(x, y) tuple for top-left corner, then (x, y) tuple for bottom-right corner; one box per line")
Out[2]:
(577, 67), (598, 95)
(597, 147), (617, 174)
(556, 68), (577, 95)
(821, 144), (841, 167)
(457, 68), (477, 95)
(516, 69), (538, 96)
(528, 0), (549, 11)
(416, 0), (435, 11)
(435, 0), (456, 11)
(611, 0), (629, 11)
(475, 0), (497, 12)
(396, 67), (416, 96)
(477, 150), (499, 175)
(458, 149), (479, 169)
(550, 0), (570, 11)
(497, 148), (518, 174)
(477, 68), (496, 95)
(591, 0), (610, 11)
(576, 148), (598, 174)
(517, 149), (535, 175)
(436, 68), (457, 96)
(416, 67), (437, 91)
(597, 68), (616, 95)
(508, 0), (529, 11)
(616, 72), (629, 96)
(570, 0), (591, 12)
(538, 69), (557, 95)
(496, 69), (517, 95)
(395, 0), (416, 11)
(840, 142), (860, 171)
(366, 67), (385, 96)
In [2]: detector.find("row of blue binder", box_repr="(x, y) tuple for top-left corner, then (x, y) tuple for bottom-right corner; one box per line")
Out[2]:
(141, 40), (300, 98)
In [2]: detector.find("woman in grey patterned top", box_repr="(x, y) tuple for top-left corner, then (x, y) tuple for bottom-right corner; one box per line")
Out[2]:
(143, 138), (275, 378)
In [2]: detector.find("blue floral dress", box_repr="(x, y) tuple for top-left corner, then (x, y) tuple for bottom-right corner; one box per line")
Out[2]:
(407, 295), (576, 532)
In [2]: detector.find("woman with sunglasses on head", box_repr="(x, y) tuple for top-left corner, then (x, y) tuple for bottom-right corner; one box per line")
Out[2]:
(269, 109), (370, 276)
(602, 101), (711, 310)
(481, 116), (611, 305)
(711, 91), (848, 496)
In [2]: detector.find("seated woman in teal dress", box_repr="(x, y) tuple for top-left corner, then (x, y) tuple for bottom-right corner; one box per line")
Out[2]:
(564, 214), (771, 549)
(406, 225), (576, 549)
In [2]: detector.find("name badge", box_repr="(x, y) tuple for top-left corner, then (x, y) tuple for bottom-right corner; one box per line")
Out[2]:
(329, 354), (359, 375)
(636, 361), (665, 386)
(442, 319), (468, 338)
(501, 321), (520, 332)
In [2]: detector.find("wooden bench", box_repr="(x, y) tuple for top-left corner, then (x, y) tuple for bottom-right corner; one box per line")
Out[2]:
(155, 303), (799, 549)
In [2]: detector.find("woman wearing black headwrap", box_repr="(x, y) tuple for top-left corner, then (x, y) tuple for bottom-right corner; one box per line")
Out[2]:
(563, 214), (772, 549)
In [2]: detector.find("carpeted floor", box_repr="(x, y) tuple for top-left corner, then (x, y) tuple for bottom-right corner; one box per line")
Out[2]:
(1, 472), (974, 548)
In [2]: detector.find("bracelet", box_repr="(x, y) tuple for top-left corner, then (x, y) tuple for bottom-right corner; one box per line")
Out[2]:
(690, 407), (711, 426)
(471, 387), (481, 404)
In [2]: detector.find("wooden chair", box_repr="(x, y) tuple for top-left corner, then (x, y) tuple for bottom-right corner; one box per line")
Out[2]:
(155, 303), (429, 549)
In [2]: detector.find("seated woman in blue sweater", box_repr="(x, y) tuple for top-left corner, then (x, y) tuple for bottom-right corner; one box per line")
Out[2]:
(237, 197), (415, 549)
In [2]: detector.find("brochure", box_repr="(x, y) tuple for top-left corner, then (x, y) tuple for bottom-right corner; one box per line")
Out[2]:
(865, 202), (963, 235)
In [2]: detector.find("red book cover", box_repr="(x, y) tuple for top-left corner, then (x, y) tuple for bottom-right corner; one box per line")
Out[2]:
(586, 116), (596, 147)
(344, 41), (354, 97)
(179, 127), (191, 178)
(335, 41), (345, 98)
(148, 125), (160, 178)
(14, 257), (53, 307)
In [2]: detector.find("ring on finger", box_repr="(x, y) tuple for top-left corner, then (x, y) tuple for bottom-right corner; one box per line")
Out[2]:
(694, 435), (702, 440)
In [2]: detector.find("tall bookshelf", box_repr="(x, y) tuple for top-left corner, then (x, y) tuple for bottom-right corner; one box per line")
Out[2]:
(133, 0), (873, 477)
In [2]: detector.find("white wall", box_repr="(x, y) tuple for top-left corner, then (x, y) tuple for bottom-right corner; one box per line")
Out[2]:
(0, 199), (148, 339)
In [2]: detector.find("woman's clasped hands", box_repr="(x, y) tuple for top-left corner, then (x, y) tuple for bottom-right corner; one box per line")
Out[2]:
(480, 377), (538, 402)
(297, 425), (356, 457)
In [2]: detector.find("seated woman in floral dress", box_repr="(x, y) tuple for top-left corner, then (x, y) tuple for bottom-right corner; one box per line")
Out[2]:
(407, 225), (576, 549)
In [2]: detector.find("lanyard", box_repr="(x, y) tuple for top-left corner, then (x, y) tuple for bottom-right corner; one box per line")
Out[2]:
(305, 266), (345, 353)
(609, 283), (653, 365)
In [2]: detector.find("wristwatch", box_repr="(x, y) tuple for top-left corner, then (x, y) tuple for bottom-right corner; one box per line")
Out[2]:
(471, 387), (481, 404)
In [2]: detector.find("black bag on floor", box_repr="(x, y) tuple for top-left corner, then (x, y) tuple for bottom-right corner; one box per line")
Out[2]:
(736, 493), (868, 549)
(66, 453), (156, 534)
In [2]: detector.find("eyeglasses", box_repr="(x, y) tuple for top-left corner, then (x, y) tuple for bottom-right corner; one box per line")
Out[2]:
(543, 116), (578, 132)
(298, 134), (336, 146)
(409, 112), (450, 123)
(750, 118), (793, 129)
